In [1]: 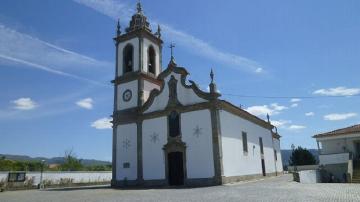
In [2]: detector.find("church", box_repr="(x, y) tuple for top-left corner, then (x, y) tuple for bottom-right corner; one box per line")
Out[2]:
(111, 3), (283, 187)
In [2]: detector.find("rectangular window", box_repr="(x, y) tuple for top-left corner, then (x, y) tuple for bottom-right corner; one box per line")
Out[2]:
(242, 132), (248, 153)
(123, 162), (130, 168)
(274, 149), (277, 161)
(259, 137), (264, 155)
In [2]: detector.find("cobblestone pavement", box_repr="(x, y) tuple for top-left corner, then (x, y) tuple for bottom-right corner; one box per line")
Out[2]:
(1, 175), (360, 202)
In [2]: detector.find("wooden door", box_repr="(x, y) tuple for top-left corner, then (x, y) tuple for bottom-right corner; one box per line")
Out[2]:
(168, 152), (184, 186)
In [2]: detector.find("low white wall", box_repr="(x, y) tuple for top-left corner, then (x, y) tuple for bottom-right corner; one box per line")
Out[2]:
(299, 170), (320, 183)
(319, 153), (349, 165)
(0, 171), (111, 185)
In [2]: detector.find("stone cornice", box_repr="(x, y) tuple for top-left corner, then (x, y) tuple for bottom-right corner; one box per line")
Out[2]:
(219, 100), (274, 130)
(114, 29), (163, 46)
(113, 100), (275, 131)
(112, 71), (162, 86)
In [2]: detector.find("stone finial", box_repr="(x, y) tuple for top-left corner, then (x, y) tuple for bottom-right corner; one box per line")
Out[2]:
(116, 19), (121, 36)
(155, 24), (161, 39)
(210, 68), (214, 83)
(209, 68), (217, 94)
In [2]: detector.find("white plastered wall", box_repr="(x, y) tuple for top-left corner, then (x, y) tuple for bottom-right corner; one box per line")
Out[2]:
(319, 136), (360, 154)
(117, 80), (138, 110)
(143, 80), (160, 103)
(220, 110), (277, 177)
(181, 110), (214, 178)
(143, 38), (161, 75)
(273, 138), (284, 172)
(142, 117), (167, 180)
(144, 72), (206, 113)
(116, 123), (137, 181)
(117, 37), (140, 77)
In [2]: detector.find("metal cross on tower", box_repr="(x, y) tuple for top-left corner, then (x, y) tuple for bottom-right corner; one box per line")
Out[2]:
(169, 43), (175, 60)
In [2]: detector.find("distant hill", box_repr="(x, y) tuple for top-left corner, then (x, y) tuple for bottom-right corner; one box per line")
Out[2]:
(0, 154), (111, 166)
(281, 149), (319, 166)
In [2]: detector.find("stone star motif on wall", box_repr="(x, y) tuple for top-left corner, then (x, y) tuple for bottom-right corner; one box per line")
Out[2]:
(193, 125), (203, 138)
(150, 132), (159, 143)
(122, 138), (131, 150)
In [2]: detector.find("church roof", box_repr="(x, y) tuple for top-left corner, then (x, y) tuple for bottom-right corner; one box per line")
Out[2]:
(313, 124), (360, 139)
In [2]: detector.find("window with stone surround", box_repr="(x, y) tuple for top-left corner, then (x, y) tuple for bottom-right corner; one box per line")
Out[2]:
(242, 132), (248, 154)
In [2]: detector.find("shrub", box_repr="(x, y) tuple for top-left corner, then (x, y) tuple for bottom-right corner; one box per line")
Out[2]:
(24, 176), (35, 188)
(42, 179), (54, 186)
(59, 178), (74, 185)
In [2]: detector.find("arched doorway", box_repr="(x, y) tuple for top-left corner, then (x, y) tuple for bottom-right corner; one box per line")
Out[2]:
(167, 152), (184, 186)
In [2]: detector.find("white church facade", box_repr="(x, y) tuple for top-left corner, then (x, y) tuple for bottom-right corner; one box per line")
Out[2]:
(112, 3), (283, 187)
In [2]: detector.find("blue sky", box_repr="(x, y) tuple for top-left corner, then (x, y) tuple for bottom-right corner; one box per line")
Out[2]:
(0, 0), (360, 161)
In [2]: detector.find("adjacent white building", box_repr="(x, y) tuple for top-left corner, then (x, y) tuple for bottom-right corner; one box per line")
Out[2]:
(314, 124), (360, 182)
(112, 3), (283, 187)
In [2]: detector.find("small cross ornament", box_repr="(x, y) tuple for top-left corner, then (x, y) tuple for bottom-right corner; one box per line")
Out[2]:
(150, 132), (159, 143)
(122, 138), (131, 150)
(193, 125), (203, 138)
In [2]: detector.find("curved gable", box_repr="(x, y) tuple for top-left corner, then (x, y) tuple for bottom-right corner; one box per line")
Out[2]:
(142, 61), (213, 114)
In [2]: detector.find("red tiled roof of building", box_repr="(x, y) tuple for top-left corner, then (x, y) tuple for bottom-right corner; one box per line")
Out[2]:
(313, 124), (360, 138)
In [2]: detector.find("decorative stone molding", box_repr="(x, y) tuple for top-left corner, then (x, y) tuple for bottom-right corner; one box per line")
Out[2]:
(113, 99), (275, 132)
(272, 131), (281, 140)
(114, 29), (163, 47)
(112, 71), (162, 86)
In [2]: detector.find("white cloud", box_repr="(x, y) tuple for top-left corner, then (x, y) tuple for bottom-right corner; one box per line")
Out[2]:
(12, 98), (37, 110)
(313, 87), (360, 96)
(74, 0), (264, 74)
(76, 98), (93, 109)
(324, 113), (357, 121)
(91, 117), (112, 129)
(246, 105), (273, 116)
(305, 112), (315, 116)
(290, 98), (301, 103)
(271, 120), (291, 128)
(290, 103), (298, 108)
(288, 125), (306, 130)
(0, 24), (110, 86)
(246, 103), (287, 116)
(271, 120), (305, 131)
(255, 68), (263, 73)
(270, 103), (288, 111)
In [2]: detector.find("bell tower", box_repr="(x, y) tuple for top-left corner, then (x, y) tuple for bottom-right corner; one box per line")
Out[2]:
(112, 2), (163, 111)
(112, 2), (163, 186)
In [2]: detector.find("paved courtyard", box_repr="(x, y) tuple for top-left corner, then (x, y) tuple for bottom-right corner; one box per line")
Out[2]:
(1, 174), (360, 202)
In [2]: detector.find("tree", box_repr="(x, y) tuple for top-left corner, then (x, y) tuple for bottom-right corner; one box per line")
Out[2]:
(60, 149), (83, 171)
(289, 146), (317, 166)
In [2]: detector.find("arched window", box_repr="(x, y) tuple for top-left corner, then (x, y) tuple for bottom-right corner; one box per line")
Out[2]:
(123, 44), (134, 74)
(168, 111), (180, 137)
(148, 46), (156, 74)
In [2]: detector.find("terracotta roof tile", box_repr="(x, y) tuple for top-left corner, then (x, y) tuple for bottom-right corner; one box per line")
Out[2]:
(313, 124), (360, 138)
